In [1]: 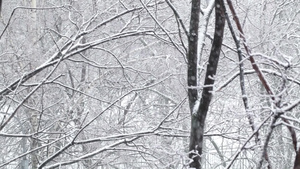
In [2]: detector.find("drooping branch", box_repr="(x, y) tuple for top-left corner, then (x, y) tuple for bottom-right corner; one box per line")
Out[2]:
(165, 0), (189, 53)
(165, 0), (189, 38)
(139, 0), (186, 59)
(42, 137), (140, 169)
(0, 30), (153, 101)
(0, 55), (65, 131)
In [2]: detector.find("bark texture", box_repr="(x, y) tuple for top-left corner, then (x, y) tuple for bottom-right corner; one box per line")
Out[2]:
(0, 0), (2, 16)
(226, 1), (298, 168)
(188, 0), (225, 168)
(187, 0), (201, 110)
(294, 149), (300, 169)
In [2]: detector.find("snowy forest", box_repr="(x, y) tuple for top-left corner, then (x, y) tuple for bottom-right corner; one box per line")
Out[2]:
(0, 0), (300, 168)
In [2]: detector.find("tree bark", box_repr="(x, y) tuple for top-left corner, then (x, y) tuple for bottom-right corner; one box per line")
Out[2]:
(0, 0), (2, 16)
(187, 0), (200, 110)
(294, 151), (300, 169)
(188, 0), (225, 168)
(187, 0), (201, 165)
(29, 1), (39, 168)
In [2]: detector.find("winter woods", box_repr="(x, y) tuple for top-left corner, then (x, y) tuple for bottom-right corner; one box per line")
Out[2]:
(0, 0), (300, 168)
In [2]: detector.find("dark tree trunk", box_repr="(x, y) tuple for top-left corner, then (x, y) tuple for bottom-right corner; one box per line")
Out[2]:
(187, 0), (201, 165)
(294, 151), (300, 169)
(187, 0), (200, 110)
(188, 0), (225, 168)
(0, 0), (2, 16)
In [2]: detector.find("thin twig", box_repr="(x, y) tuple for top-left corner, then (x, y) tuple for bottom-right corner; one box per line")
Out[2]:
(223, 0), (258, 142)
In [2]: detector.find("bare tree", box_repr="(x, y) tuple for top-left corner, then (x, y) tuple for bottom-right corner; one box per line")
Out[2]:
(188, 0), (225, 168)
(1, 0), (300, 168)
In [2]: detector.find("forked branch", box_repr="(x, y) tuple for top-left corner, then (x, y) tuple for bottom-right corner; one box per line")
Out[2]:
(188, 0), (225, 168)
(226, 1), (298, 168)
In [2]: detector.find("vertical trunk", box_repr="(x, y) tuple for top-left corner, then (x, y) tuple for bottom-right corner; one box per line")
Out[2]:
(187, 0), (200, 111)
(30, 111), (39, 169)
(18, 116), (29, 169)
(92, 0), (97, 13)
(188, 0), (225, 168)
(29, 1), (38, 169)
(0, 0), (2, 17)
(30, 0), (37, 42)
(294, 151), (300, 169)
(187, 0), (201, 166)
(20, 137), (29, 169)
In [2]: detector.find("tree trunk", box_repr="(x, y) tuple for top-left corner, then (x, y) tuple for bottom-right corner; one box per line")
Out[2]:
(30, 1), (38, 168)
(0, 0), (2, 16)
(294, 150), (300, 169)
(188, 0), (225, 168)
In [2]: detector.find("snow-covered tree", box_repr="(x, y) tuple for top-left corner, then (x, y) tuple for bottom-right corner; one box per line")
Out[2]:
(0, 0), (300, 168)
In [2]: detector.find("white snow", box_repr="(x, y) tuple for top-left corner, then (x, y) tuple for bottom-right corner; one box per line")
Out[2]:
(192, 97), (201, 116)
